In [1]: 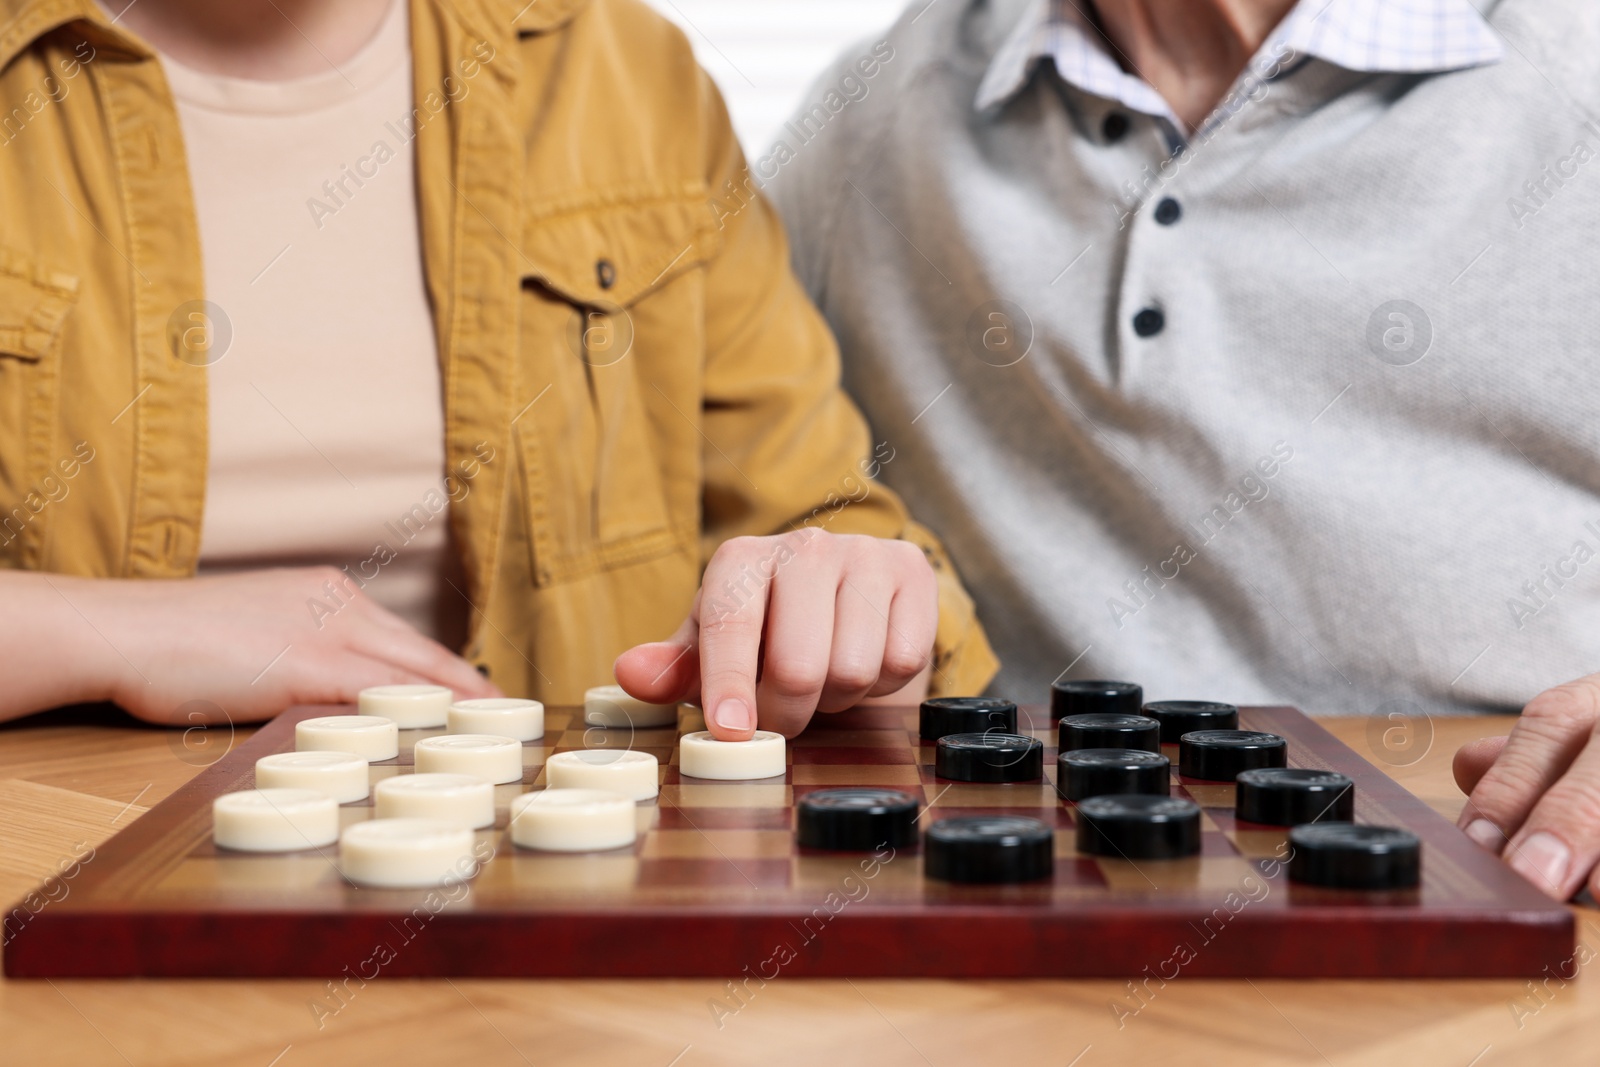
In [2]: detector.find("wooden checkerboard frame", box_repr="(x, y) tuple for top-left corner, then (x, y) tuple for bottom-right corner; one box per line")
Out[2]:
(3, 704), (1573, 978)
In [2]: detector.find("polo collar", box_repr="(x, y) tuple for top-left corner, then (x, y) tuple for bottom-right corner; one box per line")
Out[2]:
(975, 0), (1505, 118)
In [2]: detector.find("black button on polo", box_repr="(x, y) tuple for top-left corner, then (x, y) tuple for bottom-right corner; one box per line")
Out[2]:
(1132, 307), (1165, 337)
(596, 259), (617, 289)
(1154, 197), (1182, 225)
(1101, 111), (1130, 142)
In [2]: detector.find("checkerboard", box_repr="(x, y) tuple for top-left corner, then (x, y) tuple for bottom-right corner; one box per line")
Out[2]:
(3, 704), (1573, 978)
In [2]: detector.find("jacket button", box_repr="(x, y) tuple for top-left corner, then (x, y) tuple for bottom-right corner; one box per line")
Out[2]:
(596, 259), (616, 289)
(1101, 111), (1130, 142)
(1154, 197), (1182, 225)
(1132, 307), (1165, 337)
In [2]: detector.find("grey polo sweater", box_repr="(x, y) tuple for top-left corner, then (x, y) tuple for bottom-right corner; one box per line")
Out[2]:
(766, 0), (1600, 719)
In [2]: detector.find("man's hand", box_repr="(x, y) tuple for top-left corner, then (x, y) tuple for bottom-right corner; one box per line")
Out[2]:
(613, 530), (937, 740)
(64, 567), (497, 725)
(1454, 675), (1600, 900)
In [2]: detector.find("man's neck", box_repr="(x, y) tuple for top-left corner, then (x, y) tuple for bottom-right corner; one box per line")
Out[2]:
(1090, 0), (1298, 132)
(102, 0), (392, 80)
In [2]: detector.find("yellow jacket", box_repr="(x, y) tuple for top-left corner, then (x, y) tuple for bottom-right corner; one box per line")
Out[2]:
(0, 0), (997, 701)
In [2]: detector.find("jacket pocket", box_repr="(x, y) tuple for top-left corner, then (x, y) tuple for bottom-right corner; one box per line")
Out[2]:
(519, 181), (721, 308)
(515, 184), (721, 584)
(0, 246), (78, 564)
(0, 247), (77, 361)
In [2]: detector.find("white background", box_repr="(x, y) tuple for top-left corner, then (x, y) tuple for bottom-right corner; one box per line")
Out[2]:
(639, 0), (912, 152)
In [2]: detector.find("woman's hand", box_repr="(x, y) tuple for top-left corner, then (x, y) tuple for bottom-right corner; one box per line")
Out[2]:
(613, 530), (936, 739)
(1454, 675), (1600, 900)
(0, 567), (497, 725)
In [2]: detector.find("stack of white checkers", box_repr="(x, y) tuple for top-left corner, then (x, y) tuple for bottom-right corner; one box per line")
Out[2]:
(212, 685), (788, 888)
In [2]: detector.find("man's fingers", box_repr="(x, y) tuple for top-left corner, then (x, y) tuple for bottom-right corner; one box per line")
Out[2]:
(755, 556), (838, 737)
(1501, 723), (1600, 900)
(817, 574), (890, 714)
(614, 608), (702, 706)
(696, 540), (772, 741)
(1452, 736), (1509, 797)
(1458, 679), (1600, 848)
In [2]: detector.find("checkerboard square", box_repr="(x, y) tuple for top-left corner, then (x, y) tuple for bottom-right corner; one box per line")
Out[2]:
(790, 746), (914, 765)
(640, 829), (793, 860)
(654, 806), (792, 831)
(635, 858), (793, 888)
(661, 784), (792, 808)
(791, 765), (922, 786)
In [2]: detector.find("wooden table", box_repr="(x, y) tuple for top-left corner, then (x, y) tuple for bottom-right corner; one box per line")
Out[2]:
(1, 709), (1594, 1067)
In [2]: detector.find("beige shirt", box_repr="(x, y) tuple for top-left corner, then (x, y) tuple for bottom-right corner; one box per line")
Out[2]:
(161, 0), (464, 645)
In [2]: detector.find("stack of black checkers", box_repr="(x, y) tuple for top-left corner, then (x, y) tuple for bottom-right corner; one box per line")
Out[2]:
(919, 697), (1017, 741)
(797, 789), (920, 851)
(935, 732), (1043, 782)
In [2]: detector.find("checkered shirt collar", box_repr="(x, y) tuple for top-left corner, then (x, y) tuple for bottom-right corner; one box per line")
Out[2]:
(974, 0), (1505, 122)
